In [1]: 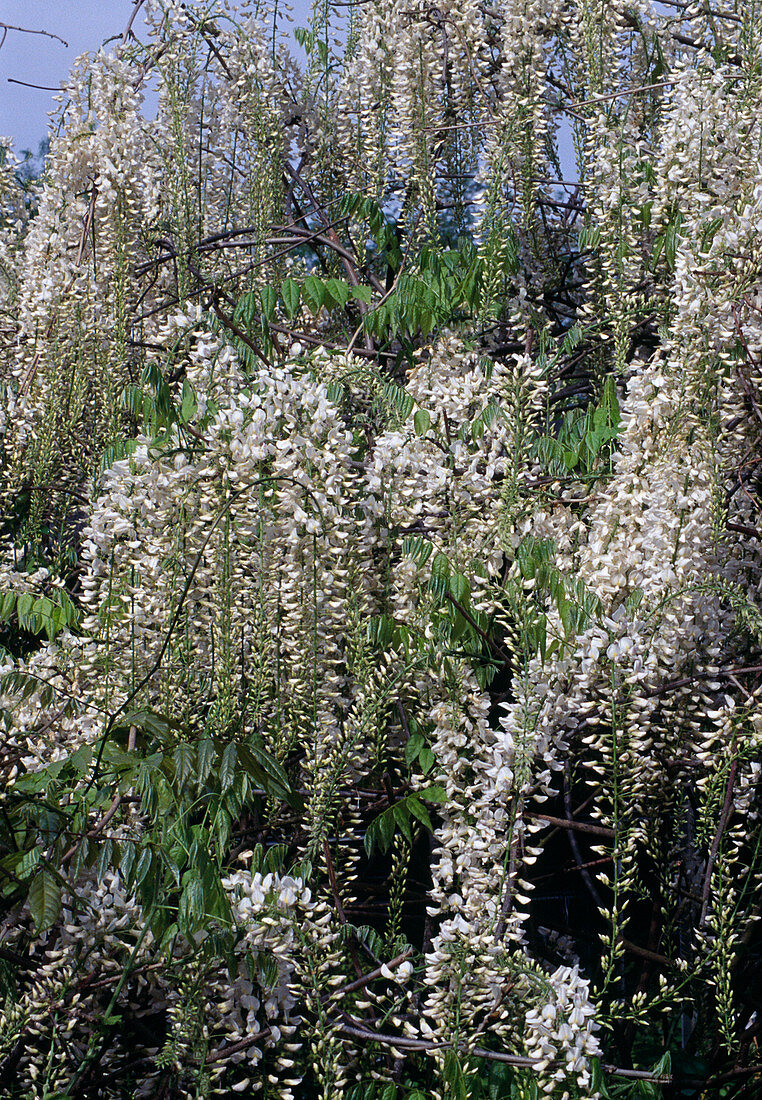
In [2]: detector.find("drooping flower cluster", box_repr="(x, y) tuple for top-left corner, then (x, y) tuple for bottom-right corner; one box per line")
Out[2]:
(524, 964), (601, 1095)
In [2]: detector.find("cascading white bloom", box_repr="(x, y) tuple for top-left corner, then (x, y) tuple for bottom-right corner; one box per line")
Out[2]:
(524, 964), (601, 1094)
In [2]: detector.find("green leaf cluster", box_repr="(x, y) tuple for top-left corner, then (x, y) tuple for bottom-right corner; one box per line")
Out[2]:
(364, 785), (446, 856)
(0, 585), (80, 644)
(533, 376), (621, 477)
(121, 368), (201, 444)
(364, 244), (482, 343)
(1, 702), (298, 939)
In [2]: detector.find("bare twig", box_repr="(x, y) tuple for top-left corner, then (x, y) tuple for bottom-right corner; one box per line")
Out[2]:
(337, 1019), (673, 1083)
(647, 664), (762, 698)
(7, 78), (61, 91)
(332, 949), (413, 997)
(524, 810), (616, 838)
(122, 0), (148, 45)
(619, 938), (671, 968)
(0, 23), (68, 47)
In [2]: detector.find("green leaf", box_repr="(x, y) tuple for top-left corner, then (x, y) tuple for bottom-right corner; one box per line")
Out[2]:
(134, 847), (154, 885)
(179, 877), (203, 924)
(254, 950), (280, 989)
(120, 383), (145, 419)
(558, 597), (575, 637)
(220, 741), (237, 793)
(324, 278), (352, 309)
(160, 848), (181, 887)
(664, 209), (683, 271)
(16, 592), (33, 621)
(367, 614), (394, 648)
(49, 604), (66, 637)
(180, 380), (198, 423)
(327, 383), (347, 409)
(378, 807), (396, 851)
(578, 224), (601, 250)
(383, 381), (414, 420)
(625, 587), (644, 615)
(351, 285), (372, 304)
(197, 737), (215, 789)
(302, 275), (326, 314)
(95, 837), (114, 881)
(120, 843), (136, 883)
(419, 745), (435, 775)
(393, 802), (413, 844)
(650, 232), (665, 270)
(430, 552), (450, 600)
(28, 870), (62, 932)
(260, 284), (277, 321)
(404, 732), (424, 764)
(114, 708), (183, 744)
(449, 572), (470, 606)
(2, 670), (43, 703)
(173, 742), (195, 788)
(455, 261), (480, 309)
(264, 844), (288, 873)
(431, 552), (450, 578)
(419, 784), (447, 803)
(32, 596), (52, 620)
(281, 278), (301, 320)
(652, 1051), (671, 1078)
(234, 290), (258, 328)
(69, 744), (92, 775)
(700, 216), (723, 254)
(402, 536), (433, 566)
(364, 819), (380, 857)
(9, 846), (41, 880)
(406, 795), (433, 832)
(413, 409), (431, 436)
